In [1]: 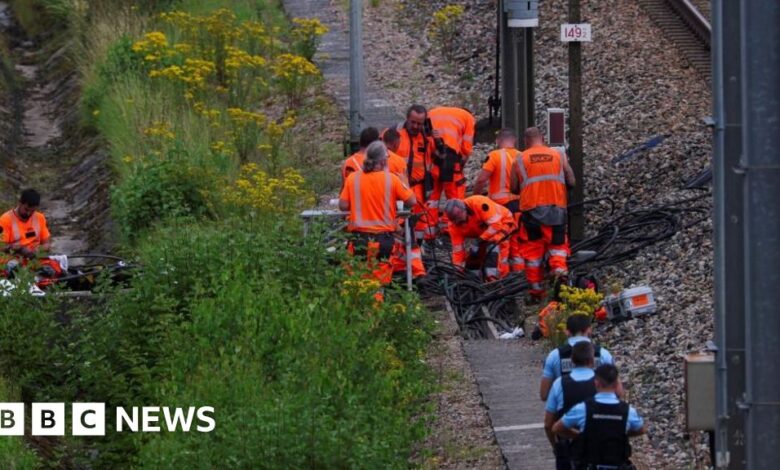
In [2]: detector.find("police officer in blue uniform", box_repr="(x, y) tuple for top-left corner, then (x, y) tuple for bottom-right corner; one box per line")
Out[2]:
(540, 314), (614, 401)
(544, 341), (598, 470)
(553, 364), (647, 470)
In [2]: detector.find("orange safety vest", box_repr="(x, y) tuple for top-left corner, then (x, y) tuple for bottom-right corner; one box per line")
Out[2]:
(428, 107), (476, 158)
(0, 210), (50, 250)
(341, 151), (365, 182)
(387, 150), (408, 179)
(517, 144), (567, 212)
(390, 125), (433, 185)
(343, 151), (406, 180)
(448, 195), (516, 267)
(484, 148), (521, 205)
(340, 171), (413, 233)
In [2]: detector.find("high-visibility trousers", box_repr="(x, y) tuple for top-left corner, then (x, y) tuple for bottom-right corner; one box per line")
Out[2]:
(518, 224), (569, 298)
(411, 184), (438, 241)
(347, 233), (395, 286)
(465, 240), (510, 281)
(1, 255), (63, 287)
(508, 210), (525, 273)
(390, 241), (426, 278)
(427, 173), (467, 237)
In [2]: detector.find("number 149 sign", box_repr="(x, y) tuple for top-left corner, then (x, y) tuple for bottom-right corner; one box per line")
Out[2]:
(561, 23), (592, 42)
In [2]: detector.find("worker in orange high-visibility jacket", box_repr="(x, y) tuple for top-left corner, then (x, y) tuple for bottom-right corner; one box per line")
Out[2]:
(1, 189), (62, 281)
(341, 127), (380, 186)
(473, 128), (524, 273)
(443, 196), (517, 281)
(384, 105), (437, 241)
(340, 141), (417, 299)
(511, 127), (576, 299)
(383, 128), (426, 278)
(427, 106), (476, 235)
(1, 189), (51, 258)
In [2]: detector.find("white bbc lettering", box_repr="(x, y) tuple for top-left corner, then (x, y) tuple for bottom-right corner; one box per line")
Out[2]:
(72, 403), (106, 436)
(196, 406), (216, 433)
(116, 407), (139, 432)
(163, 407), (196, 432)
(32, 403), (65, 436)
(0, 403), (24, 436)
(0, 403), (215, 435)
(142, 406), (161, 432)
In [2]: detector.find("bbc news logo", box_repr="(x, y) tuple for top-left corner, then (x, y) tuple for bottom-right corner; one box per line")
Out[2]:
(0, 403), (215, 436)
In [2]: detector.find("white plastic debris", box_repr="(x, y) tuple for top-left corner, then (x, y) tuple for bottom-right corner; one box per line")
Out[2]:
(499, 327), (525, 340)
(0, 279), (46, 297)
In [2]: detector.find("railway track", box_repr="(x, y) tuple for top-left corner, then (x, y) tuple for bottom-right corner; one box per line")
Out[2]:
(637, 0), (711, 81)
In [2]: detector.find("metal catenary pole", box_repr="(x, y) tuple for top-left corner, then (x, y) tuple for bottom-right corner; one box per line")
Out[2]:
(712, 0), (746, 467)
(740, 1), (780, 468)
(500, 1), (535, 144)
(349, 0), (364, 153)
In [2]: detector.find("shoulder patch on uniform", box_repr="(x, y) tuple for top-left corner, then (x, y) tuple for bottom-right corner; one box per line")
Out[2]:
(481, 203), (490, 212)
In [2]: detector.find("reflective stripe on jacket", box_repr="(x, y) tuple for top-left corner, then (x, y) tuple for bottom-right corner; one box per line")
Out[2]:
(517, 145), (567, 211)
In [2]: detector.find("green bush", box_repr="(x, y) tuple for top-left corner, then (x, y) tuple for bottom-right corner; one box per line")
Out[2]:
(0, 378), (39, 469)
(0, 219), (433, 467)
(126, 221), (432, 468)
(111, 150), (217, 241)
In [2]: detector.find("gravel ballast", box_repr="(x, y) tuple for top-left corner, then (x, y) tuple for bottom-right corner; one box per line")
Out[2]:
(358, 0), (714, 467)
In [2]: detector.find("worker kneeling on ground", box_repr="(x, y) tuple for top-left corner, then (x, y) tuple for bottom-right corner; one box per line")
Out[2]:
(339, 141), (417, 299)
(544, 341), (599, 470)
(428, 106), (476, 236)
(473, 127), (524, 273)
(553, 364), (647, 470)
(443, 195), (516, 281)
(540, 314), (614, 401)
(512, 127), (576, 299)
(1, 189), (61, 280)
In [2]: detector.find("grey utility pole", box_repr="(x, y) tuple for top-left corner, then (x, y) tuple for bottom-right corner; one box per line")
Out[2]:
(500, 1), (536, 144)
(349, 0), (364, 152)
(567, 0), (584, 242)
(712, 0), (746, 467)
(740, 1), (780, 468)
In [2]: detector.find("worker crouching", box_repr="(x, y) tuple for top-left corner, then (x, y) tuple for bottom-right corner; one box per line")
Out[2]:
(1, 189), (62, 283)
(427, 106), (476, 236)
(513, 127), (576, 299)
(339, 141), (417, 301)
(443, 196), (516, 281)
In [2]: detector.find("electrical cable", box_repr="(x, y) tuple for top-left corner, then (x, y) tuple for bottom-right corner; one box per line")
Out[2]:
(415, 191), (711, 339)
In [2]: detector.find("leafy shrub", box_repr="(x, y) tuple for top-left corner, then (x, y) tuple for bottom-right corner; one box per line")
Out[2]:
(0, 377), (39, 469)
(111, 149), (217, 240)
(271, 52), (321, 108)
(542, 285), (604, 346)
(221, 163), (315, 214)
(427, 4), (465, 62)
(18, 218), (432, 467)
(291, 17), (328, 61)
